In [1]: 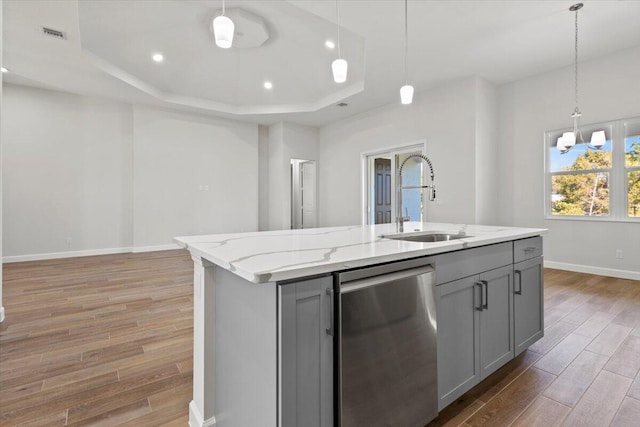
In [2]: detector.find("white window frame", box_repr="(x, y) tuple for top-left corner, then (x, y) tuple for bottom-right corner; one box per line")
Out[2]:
(544, 116), (640, 223)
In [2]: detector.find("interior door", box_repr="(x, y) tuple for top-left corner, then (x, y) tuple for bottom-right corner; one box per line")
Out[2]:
(374, 158), (392, 224)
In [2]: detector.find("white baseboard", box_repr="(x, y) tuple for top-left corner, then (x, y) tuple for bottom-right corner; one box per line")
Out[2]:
(131, 243), (182, 253)
(3, 243), (183, 263)
(544, 260), (640, 281)
(0, 307), (5, 323)
(189, 400), (216, 427)
(3, 247), (133, 263)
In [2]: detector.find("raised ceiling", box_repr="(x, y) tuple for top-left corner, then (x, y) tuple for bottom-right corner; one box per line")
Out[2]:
(4, 0), (640, 126)
(77, 0), (365, 115)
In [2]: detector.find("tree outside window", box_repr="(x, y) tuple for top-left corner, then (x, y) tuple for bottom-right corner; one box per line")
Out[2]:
(626, 137), (640, 217)
(546, 119), (640, 221)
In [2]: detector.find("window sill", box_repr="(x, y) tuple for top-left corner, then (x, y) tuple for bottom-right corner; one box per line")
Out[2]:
(544, 215), (640, 223)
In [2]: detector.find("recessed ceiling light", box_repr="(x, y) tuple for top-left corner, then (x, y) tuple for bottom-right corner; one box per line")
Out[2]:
(152, 53), (164, 63)
(1, 67), (8, 73)
(325, 40), (335, 49)
(263, 81), (273, 90)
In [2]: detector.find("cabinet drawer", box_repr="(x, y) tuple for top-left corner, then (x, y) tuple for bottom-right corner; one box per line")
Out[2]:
(513, 237), (543, 263)
(435, 242), (512, 285)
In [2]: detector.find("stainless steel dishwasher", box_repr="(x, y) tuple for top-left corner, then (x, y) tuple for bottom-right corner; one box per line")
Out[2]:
(335, 258), (438, 427)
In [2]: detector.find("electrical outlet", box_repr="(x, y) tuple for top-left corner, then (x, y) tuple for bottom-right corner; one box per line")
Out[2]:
(615, 250), (624, 259)
(65, 237), (72, 245)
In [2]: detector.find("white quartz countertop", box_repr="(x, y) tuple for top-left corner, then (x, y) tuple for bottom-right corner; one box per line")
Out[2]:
(175, 223), (546, 283)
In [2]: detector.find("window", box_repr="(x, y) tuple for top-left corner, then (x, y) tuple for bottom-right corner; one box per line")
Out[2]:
(625, 120), (640, 217)
(545, 117), (640, 222)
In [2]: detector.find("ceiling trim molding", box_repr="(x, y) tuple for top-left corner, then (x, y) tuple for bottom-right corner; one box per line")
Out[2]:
(83, 49), (365, 116)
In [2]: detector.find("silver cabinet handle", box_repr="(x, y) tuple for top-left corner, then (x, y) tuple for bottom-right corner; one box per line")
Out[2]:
(514, 270), (522, 295)
(481, 280), (489, 310)
(326, 288), (334, 336)
(524, 247), (537, 253)
(475, 282), (484, 311)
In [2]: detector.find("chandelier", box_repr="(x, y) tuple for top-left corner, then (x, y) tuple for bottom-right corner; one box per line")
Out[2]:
(557, 3), (606, 154)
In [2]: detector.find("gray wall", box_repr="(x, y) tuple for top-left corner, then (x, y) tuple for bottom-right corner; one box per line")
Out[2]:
(268, 122), (318, 231)
(497, 45), (640, 277)
(317, 77), (498, 227)
(2, 84), (259, 259)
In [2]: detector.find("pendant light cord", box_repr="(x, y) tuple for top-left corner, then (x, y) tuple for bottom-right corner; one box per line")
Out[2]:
(404, 0), (408, 84)
(574, 6), (579, 112)
(336, 0), (341, 58)
(222, 0), (225, 16)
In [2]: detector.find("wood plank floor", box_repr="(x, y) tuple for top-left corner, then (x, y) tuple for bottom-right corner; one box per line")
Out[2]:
(2, 252), (639, 426)
(0, 250), (194, 426)
(428, 268), (640, 427)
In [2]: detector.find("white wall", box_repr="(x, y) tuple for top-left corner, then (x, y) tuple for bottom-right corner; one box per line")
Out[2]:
(267, 122), (318, 230)
(258, 125), (269, 231)
(1, 0), (5, 321)
(2, 85), (133, 257)
(475, 78), (499, 225)
(2, 85), (260, 259)
(318, 77), (480, 227)
(497, 45), (640, 277)
(267, 122), (285, 231)
(132, 106), (258, 247)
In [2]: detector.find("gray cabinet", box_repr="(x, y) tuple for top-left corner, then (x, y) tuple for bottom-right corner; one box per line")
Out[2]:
(514, 256), (544, 356)
(436, 275), (481, 409)
(479, 266), (514, 378)
(436, 265), (514, 409)
(279, 276), (334, 427)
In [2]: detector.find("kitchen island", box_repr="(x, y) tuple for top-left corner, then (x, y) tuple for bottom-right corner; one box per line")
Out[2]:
(176, 222), (546, 427)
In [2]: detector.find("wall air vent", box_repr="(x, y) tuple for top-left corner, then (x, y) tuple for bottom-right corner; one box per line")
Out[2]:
(42, 27), (66, 40)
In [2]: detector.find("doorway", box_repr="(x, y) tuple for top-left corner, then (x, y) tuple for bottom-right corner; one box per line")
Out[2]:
(363, 143), (427, 225)
(290, 159), (317, 229)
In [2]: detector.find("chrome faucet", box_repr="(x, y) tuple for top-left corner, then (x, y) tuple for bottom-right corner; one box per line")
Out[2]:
(397, 154), (436, 232)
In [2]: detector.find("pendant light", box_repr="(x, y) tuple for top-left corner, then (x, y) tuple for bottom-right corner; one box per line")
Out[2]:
(400, 0), (414, 104)
(213, 0), (234, 49)
(557, 3), (605, 153)
(332, 0), (348, 83)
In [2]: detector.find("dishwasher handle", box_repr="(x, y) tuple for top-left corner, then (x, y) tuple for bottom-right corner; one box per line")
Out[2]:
(340, 265), (435, 294)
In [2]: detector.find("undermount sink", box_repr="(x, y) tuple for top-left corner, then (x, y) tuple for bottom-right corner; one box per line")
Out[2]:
(383, 233), (471, 243)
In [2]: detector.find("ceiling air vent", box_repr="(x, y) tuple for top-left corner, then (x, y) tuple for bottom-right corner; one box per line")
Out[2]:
(337, 102), (348, 107)
(42, 27), (66, 40)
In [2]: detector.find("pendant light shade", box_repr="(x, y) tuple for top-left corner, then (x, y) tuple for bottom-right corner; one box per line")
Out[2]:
(400, 84), (414, 105)
(332, 58), (348, 83)
(214, 0), (234, 49)
(214, 15), (234, 48)
(400, 0), (413, 105)
(332, 0), (348, 83)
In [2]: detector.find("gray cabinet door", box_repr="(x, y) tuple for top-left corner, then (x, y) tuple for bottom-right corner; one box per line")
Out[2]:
(279, 276), (334, 427)
(479, 266), (514, 379)
(514, 256), (544, 356)
(436, 276), (481, 410)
